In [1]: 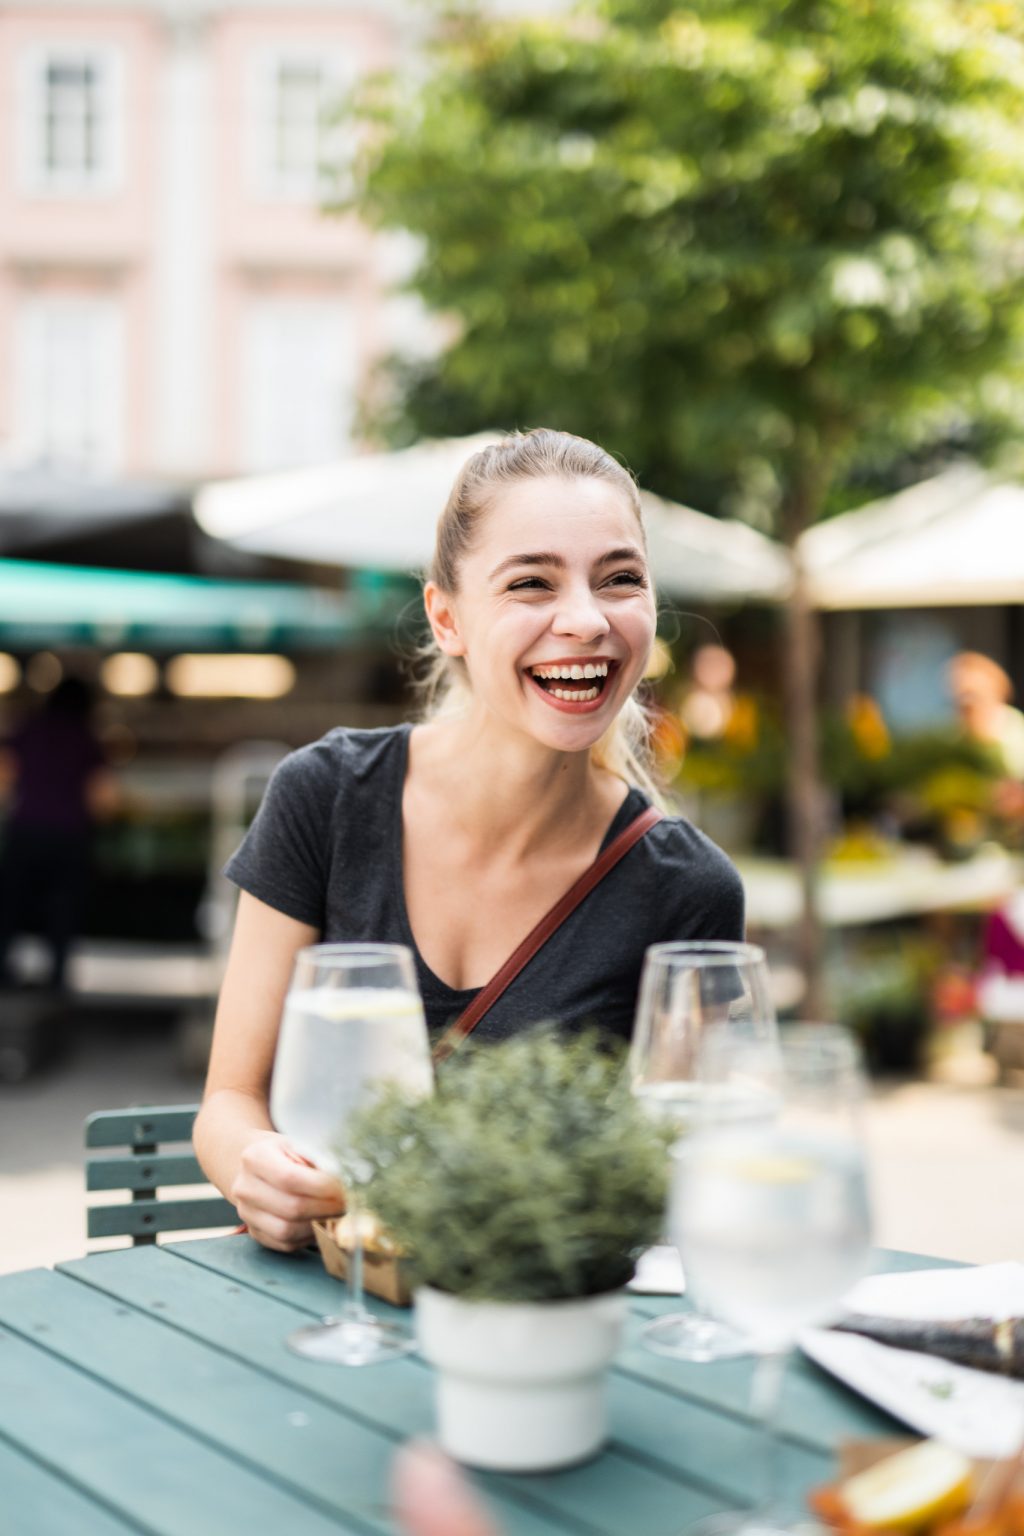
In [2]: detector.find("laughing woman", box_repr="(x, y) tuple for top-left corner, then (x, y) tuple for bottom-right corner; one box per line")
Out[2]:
(194, 429), (744, 1251)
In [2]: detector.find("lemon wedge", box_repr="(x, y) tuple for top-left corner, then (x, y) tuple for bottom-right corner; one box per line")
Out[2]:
(840, 1439), (973, 1532)
(729, 1154), (815, 1184)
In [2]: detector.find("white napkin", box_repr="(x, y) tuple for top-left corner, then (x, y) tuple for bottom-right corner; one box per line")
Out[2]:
(628, 1244), (685, 1295)
(800, 1263), (1024, 1459)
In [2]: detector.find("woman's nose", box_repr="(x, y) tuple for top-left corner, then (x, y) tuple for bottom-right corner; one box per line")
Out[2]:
(551, 586), (611, 641)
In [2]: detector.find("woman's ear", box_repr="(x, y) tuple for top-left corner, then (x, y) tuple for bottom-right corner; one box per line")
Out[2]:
(423, 581), (466, 658)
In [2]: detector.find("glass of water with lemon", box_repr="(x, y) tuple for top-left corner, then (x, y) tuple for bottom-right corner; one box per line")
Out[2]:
(673, 1024), (873, 1536)
(270, 942), (433, 1365)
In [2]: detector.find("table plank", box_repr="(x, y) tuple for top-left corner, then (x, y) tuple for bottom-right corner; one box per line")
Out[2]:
(0, 1434), (140, 1536)
(0, 1266), (429, 1536)
(58, 1247), (734, 1536)
(0, 1313), (359, 1536)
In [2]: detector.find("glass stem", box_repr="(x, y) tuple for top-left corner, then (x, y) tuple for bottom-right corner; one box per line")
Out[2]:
(343, 1187), (370, 1324)
(751, 1348), (788, 1523)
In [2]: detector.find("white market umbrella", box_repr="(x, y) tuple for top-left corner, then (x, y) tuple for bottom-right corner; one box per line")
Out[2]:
(196, 435), (792, 603)
(801, 462), (1024, 609)
(194, 435), (502, 572)
(642, 491), (792, 603)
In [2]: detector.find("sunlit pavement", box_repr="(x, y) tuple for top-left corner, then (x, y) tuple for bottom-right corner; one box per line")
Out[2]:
(1, 1017), (1022, 1276)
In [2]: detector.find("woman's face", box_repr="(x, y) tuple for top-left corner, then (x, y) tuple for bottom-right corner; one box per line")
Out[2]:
(426, 474), (656, 754)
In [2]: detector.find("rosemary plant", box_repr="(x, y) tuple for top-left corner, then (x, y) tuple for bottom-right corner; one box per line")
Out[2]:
(347, 1032), (671, 1302)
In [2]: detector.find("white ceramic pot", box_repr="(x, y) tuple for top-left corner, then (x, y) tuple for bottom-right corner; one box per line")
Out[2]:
(415, 1285), (628, 1472)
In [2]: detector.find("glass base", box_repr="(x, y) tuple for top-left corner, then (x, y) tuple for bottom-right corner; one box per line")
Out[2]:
(642, 1312), (752, 1363)
(286, 1313), (416, 1366)
(688, 1513), (823, 1536)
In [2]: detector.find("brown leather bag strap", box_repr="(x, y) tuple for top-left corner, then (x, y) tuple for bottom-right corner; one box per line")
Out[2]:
(431, 804), (664, 1066)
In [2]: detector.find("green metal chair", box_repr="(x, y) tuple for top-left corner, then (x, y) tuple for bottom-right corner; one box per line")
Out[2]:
(85, 1103), (238, 1247)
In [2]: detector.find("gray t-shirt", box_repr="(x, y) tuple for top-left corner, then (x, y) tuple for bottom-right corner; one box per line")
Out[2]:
(225, 724), (745, 1044)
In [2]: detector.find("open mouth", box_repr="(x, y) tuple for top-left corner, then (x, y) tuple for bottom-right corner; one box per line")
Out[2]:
(526, 660), (616, 705)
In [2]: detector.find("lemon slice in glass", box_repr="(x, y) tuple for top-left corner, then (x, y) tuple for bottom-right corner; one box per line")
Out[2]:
(730, 1154), (815, 1184)
(841, 1439), (973, 1532)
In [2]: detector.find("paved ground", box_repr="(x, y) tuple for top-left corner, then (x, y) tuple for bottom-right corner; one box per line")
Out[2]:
(1, 1014), (1022, 1275)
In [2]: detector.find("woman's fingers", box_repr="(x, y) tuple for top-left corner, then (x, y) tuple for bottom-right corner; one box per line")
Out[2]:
(231, 1131), (345, 1252)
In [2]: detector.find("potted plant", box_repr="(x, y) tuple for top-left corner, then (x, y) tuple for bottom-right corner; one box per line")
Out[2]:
(348, 1032), (669, 1472)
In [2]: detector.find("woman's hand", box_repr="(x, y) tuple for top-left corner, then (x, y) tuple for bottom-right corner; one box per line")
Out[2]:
(230, 1131), (345, 1253)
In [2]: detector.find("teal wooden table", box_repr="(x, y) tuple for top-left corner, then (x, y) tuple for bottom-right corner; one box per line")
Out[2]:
(0, 1238), (944, 1536)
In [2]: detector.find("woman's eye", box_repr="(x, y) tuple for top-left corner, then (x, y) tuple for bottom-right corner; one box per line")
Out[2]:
(606, 570), (646, 588)
(508, 577), (550, 591)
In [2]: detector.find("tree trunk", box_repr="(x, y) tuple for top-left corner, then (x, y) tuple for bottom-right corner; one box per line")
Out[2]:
(781, 481), (828, 1021)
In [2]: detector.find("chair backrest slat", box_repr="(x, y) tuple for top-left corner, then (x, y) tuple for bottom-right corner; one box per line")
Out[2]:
(85, 1106), (202, 1149)
(86, 1151), (208, 1193)
(84, 1103), (239, 1248)
(87, 1196), (240, 1242)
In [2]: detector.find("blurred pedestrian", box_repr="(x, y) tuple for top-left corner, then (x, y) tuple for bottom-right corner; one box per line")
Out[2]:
(0, 678), (119, 991)
(947, 651), (1024, 816)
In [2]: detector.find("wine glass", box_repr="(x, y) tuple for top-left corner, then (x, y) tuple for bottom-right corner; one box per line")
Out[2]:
(674, 1025), (873, 1536)
(629, 941), (778, 1362)
(269, 942), (433, 1366)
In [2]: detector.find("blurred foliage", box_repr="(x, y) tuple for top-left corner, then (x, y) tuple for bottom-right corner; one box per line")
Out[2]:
(348, 1031), (670, 1301)
(339, 0), (1024, 534)
(829, 930), (937, 1071)
(676, 696), (786, 796)
(673, 688), (1012, 856)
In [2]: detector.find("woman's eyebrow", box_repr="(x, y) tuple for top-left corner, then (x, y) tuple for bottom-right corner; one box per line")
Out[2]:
(488, 552), (564, 581)
(596, 546), (645, 566)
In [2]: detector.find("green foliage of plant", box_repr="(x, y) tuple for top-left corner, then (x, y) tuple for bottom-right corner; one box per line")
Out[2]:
(347, 1032), (671, 1302)
(339, 0), (1024, 529)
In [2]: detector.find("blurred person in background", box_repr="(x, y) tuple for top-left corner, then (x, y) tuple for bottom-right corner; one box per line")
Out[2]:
(0, 678), (119, 992)
(947, 651), (1024, 818)
(947, 653), (1024, 1071)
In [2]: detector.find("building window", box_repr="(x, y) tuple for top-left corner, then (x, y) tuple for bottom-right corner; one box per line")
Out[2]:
(14, 298), (124, 471)
(19, 45), (124, 195)
(240, 299), (356, 472)
(249, 50), (353, 201)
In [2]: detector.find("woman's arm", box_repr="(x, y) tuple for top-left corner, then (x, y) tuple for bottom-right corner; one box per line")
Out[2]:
(193, 890), (345, 1252)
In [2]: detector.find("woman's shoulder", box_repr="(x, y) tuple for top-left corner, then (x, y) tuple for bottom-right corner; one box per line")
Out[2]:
(271, 722), (411, 790)
(647, 806), (741, 877)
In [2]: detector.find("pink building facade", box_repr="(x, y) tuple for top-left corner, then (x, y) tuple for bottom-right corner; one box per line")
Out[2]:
(0, 0), (423, 481)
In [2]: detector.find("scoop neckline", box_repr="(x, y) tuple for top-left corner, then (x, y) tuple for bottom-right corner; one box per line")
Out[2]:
(390, 722), (647, 1001)
(391, 725), (479, 1002)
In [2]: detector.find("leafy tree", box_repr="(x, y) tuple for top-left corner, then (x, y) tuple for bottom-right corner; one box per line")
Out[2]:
(343, 0), (1024, 1009)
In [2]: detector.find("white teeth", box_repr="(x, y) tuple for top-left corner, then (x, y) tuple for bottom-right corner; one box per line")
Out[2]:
(530, 661), (611, 681)
(551, 687), (599, 702)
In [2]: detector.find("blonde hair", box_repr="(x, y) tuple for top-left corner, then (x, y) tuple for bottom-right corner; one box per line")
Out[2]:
(419, 427), (664, 802)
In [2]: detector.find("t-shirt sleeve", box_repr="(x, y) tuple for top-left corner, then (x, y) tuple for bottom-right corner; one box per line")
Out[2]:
(223, 744), (336, 928)
(654, 820), (747, 943)
(688, 851), (746, 941)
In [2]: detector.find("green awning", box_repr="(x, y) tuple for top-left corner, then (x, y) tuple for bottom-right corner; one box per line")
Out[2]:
(0, 559), (386, 651)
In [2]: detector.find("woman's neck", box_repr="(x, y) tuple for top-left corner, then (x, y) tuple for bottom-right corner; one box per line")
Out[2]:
(409, 712), (627, 863)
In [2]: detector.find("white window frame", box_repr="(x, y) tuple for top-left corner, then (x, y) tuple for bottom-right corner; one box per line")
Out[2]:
(13, 296), (125, 472)
(239, 297), (357, 473)
(17, 42), (126, 197)
(246, 46), (355, 204)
